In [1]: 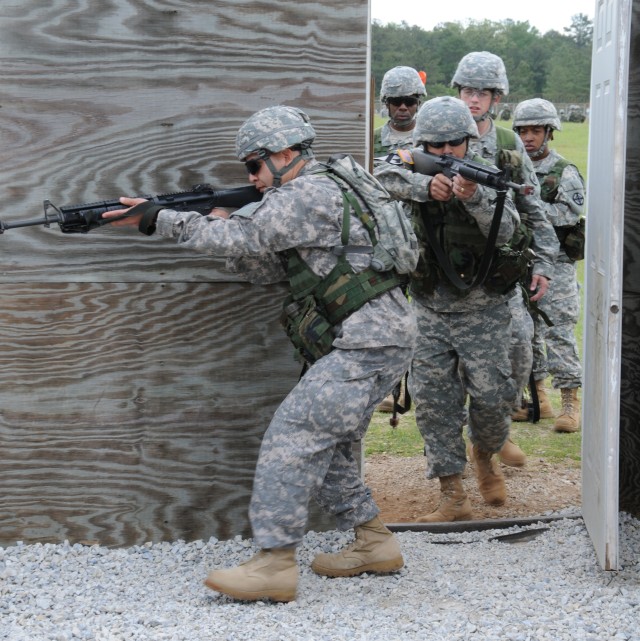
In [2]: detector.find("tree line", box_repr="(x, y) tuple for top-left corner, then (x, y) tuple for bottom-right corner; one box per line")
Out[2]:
(372, 15), (593, 105)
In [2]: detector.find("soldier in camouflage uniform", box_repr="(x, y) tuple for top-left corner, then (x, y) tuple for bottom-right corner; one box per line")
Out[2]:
(513, 98), (585, 432)
(452, 51), (560, 463)
(372, 66), (427, 164)
(374, 96), (520, 522)
(104, 106), (416, 602)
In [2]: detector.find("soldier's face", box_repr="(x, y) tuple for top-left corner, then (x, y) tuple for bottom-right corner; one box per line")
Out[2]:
(386, 96), (419, 129)
(426, 137), (468, 159)
(459, 87), (497, 119)
(517, 125), (549, 155)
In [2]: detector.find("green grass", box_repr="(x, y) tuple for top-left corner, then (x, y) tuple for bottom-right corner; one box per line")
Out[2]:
(366, 115), (588, 468)
(366, 407), (581, 467)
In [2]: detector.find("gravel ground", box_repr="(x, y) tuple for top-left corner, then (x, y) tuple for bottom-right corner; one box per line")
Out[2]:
(2, 509), (639, 641)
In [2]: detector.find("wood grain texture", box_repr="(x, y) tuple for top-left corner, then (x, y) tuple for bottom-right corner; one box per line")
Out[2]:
(0, 282), (335, 546)
(0, 0), (367, 545)
(0, 0), (369, 281)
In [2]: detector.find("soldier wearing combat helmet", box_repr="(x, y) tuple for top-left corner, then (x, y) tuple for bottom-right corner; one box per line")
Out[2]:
(373, 65), (427, 162)
(512, 98), (585, 433)
(453, 51), (560, 465)
(374, 96), (520, 523)
(103, 105), (416, 602)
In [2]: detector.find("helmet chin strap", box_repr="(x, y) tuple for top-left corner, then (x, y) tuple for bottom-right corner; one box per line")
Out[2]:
(264, 154), (306, 188)
(390, 113), (417, 129)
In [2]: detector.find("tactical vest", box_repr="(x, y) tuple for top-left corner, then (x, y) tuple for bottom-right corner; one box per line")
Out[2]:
(279, 176), (404, 364)
(404, 149), (533, 297)
(537, 156), (586, 261)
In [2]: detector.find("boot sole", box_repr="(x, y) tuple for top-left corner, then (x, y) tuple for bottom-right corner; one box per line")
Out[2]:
(499, 456), (526, 468)
(203, 577), (296, 602)
(311, 556), (404, 578)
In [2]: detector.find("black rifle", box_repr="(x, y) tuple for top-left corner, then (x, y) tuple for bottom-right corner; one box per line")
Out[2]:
(0, 184), (262, 234)
(411, 149), (534, 195)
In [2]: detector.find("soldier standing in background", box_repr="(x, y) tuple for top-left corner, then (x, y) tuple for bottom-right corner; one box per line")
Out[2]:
(103, 106), (416, 601)
(512, 98), (585, 432)
(452, 51), (560, 465)
(374, 96), (520, 522)
(373, 65), (427, 163)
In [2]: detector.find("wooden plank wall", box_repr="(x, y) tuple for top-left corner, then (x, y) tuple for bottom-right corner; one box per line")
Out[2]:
(0, 0), (369, 546)
(620, 0), (640, 517)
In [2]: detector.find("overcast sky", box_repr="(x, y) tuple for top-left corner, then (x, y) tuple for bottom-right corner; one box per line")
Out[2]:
(370, 0), (595, 35)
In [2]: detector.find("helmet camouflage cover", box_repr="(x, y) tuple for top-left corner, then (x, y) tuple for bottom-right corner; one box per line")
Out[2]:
(380, 66), (427, 102)
(451, 51), (510, 95)
(512, 98), (562, 131)
(413, 96), (479, 145)
(235, 105), (316, 161)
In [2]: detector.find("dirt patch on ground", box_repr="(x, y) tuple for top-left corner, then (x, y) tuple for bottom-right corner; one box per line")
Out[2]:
(365, 453), (581, 523)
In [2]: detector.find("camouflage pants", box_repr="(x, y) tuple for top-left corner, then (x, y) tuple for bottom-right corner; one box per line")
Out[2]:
(508, 288), (534, 408)
(532, 261), (582, 388)
(249, 345), (412, 549)
(410, 301), (515, 479)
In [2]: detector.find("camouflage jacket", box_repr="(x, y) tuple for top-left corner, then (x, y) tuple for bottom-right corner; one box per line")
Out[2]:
(155, 158), (416, 350)
(374, 150), (520, 313)
(533, 149), (585, 263)
(471, 120), (559, 276)
(372, 122), (415, 166)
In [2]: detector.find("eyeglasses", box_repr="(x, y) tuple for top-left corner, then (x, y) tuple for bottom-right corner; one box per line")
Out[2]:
(244, 158), (264, 175)
(426, 137), (468, 149)
(460, 87), (493, 100)
(387, 96), (420, 107)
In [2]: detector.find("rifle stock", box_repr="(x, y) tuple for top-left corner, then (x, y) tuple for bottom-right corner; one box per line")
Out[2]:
(0, 184), (262, 234)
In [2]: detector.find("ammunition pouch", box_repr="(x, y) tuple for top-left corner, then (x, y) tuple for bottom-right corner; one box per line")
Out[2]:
(280, 250), (403, 364)
(281, 294), (336, 364)
(484, 246), (536, 295)
(555, 218), (585, 262)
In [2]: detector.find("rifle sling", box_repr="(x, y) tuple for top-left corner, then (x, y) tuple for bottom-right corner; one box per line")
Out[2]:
(420, 190), (506, 291)
(131, 202), (164, 236)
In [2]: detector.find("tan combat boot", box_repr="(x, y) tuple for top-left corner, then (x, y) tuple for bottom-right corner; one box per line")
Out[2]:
(204, 548), (297, 602)
(311, 516), (404, 577)
(416, 474), (472, 523)
(534, 380), (555, 419)
(377, 394), (395, 413)
(472, 445), (507, 505)
(498, 438), (527, 467)
(512, 380), (554, 421)
(554, 388), (581, 433)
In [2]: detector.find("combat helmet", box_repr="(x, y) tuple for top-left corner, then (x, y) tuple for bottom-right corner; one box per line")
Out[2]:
(512, 98), (560, 159)
(235, 105), (316, 162)
(380, 66), (427, 102)
(451, 51), (510, 96)
(512, 98), (562, 131)
(235, 106), (316, 187)
(413, 96), (479, 146)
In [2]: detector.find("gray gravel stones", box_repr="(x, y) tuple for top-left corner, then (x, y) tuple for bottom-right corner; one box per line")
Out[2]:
(1, 512), (639, 641)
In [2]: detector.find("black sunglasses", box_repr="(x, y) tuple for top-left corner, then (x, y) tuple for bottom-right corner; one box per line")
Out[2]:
(387, 96), (420, 107)
(426, 137), (468, 149)
(244, 158), (264, 175)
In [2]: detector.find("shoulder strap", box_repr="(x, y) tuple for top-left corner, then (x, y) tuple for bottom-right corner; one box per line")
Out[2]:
(495, 126), (517, 151)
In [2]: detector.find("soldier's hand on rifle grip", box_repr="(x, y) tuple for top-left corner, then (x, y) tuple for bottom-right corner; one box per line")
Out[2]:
(428, 173), (454, 202)
(452, 175), (477, 202)
(102, 197), (149, 227)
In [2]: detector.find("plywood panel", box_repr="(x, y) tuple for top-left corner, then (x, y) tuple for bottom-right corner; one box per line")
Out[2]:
(0, 282), (322, 546)
(0, 0), (369, 282)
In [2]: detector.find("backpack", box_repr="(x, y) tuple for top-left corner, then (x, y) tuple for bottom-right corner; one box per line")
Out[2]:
(318, 153), (420, 274)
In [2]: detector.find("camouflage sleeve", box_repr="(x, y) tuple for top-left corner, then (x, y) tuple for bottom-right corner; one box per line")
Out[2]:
(546, 164), (585, 227)
(224, 254), (287, 284)
(373, 160), (432, 203)
(465, 187), (520, 246)
(155, 176), (343, 257)
(514, 142), (559, 278)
